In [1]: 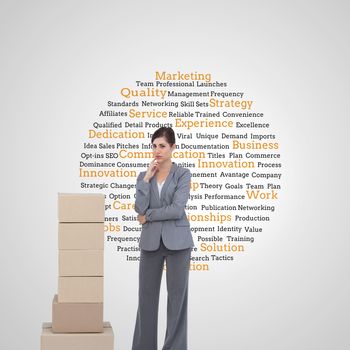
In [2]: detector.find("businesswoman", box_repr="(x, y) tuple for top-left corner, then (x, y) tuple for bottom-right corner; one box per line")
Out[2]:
(132, 127), (194, 350)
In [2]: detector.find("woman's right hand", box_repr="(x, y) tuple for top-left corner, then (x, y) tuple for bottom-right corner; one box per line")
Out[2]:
(143, 159), (159, 182)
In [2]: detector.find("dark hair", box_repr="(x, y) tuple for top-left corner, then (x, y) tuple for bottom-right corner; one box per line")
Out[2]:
(151, 127), (176, 146)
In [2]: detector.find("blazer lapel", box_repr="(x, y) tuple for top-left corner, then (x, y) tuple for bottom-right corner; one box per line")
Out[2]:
(151, 162), (177, 203)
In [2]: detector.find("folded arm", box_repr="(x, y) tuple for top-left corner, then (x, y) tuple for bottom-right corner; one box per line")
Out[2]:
(145, 169), (191, 222)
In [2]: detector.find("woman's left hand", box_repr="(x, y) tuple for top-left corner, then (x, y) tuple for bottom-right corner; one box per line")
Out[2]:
(137, 214), (147, 224)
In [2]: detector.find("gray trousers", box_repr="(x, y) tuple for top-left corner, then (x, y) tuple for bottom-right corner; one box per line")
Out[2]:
(132, 237), (192, 350)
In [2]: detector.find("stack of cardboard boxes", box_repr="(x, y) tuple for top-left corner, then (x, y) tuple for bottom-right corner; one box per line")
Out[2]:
(41, 193), (114, 350)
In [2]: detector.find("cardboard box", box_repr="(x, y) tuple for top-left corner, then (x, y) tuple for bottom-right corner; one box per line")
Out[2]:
(52, 295), (103, 333)
(58, 193), (105, 223)
(58, 277), (103, 303)
(41, 321), (113, 350)
(59, 223), (104, 250)
(59, 250), (103, 276)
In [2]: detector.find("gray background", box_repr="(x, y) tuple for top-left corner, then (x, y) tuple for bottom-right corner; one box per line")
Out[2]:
(1, 0), (349, 349)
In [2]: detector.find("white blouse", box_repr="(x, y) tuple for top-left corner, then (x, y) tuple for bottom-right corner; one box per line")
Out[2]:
(157, 179), (165, 195)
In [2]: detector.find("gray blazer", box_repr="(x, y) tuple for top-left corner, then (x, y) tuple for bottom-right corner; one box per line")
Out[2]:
(135, 162), (194, 251)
